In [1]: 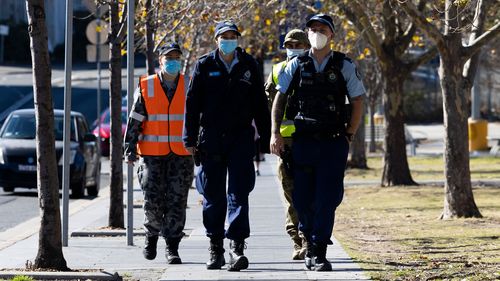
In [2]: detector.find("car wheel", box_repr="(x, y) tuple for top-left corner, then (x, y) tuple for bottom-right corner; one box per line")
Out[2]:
(3, 186), (15, 192)
(87, 184), (99, 196)
(87, 162), (100, 197)
(71, 168), (86, 199)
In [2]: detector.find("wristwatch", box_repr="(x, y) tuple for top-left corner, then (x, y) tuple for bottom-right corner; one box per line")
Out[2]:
(346, 133), (354, 142)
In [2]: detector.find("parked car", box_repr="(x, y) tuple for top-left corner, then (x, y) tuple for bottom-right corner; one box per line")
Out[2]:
(92, 107), (128, 156)
(0, 109), (100, 198)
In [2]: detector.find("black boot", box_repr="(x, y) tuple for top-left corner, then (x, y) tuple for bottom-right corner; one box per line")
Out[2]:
(304, 239), (315, 270)
(166, 237), (182, 264)
(314, 243), (332, 271)
(227, 240), (248, 271)
(206, 239), (225, 270)
(143, 235), (158, 260)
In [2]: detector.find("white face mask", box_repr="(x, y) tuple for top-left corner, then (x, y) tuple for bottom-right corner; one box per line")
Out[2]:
(286, 49), (304, 58)
(308, 32), (328, 50)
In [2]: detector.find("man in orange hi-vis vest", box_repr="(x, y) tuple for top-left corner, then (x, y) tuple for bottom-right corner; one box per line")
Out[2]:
(124, 42), (194, 264)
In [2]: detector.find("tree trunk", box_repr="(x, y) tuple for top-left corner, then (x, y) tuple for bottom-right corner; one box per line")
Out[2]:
(439, 49), (482, 219)
(26, 0), (68, 270)
(348, 105), (368, 169)
(381, 71), (417, 186)
(369, 103), (377, 153)
(145, 0), (155, 75)
(108, 1), (124, 228)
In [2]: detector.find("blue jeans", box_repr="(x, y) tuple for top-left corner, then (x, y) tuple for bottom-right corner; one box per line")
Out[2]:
(292, 136), (349, 244)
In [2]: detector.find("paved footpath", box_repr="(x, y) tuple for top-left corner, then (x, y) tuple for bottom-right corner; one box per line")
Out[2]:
(0, 156), (368, 280)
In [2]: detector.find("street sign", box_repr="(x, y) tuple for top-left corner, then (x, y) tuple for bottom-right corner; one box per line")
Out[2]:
(86, 44), (109, 62)
(86, 19), (109, 45)
(0, 25), (9, 36)
(82, 0), (108, 18)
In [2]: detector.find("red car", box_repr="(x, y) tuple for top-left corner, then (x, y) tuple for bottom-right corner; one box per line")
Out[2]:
(93, 107), (128, 156)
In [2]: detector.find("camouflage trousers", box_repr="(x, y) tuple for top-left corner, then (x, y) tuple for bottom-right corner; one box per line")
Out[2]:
(137, 154), (194, 239)
(278, 137), (301, 242)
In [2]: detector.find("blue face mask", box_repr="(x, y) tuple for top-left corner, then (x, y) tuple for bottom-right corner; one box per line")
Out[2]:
(163, 59), (181, 75)
(286, 49), (304, 58)
(219, 39), (238, 55)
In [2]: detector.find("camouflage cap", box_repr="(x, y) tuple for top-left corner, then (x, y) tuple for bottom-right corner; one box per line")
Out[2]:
(283, 29), (310, 47)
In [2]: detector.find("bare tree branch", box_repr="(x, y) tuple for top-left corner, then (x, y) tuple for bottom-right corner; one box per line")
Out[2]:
(338, 1), (383, 58)
(382, 1), (397, 46)
(397, 0), (427, 56)
(464, 20), (500, 59)
(396, 0), (446, 49)
(155, 5), (191, 52)
(406, 46), (438, 72)
(116, 1), (128, 42)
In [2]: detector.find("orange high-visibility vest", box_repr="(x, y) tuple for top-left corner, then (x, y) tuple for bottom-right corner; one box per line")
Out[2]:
(137, 74), (190, 156)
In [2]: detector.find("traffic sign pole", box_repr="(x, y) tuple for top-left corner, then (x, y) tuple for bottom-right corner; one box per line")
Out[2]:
(96, 17), (102, 191)
(62, 0), (73, 247)
(126, 0), (135, 246)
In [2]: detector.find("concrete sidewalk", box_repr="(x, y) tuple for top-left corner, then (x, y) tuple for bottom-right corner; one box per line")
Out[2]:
(0, 156), (368, 280)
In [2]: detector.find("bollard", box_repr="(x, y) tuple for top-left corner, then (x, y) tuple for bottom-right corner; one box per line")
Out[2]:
(468, 118), (488, 151)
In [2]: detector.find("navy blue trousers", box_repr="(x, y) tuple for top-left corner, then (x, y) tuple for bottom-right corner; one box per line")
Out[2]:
(196, 133), (256, 241)
(292, 136), (349, 244)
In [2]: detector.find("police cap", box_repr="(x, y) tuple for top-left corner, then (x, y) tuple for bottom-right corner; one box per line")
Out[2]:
(306, 14), (335, 33)
(214, 20), (241, 38)
(158, 42), (182, 56)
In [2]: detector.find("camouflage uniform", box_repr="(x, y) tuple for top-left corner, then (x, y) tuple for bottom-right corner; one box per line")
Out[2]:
(264, 65), (301, 244)
(124, 73), (194, 240)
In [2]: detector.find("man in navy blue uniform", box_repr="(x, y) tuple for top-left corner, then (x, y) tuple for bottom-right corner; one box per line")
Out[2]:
(183, 20), (271, 271)
(271, 14), (365, 271)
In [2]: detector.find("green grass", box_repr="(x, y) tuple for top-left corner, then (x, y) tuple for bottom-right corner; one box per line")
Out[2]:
(10, 276), (34, 281)
(346, 156), (500, 181)
(334, 186), (500, 280)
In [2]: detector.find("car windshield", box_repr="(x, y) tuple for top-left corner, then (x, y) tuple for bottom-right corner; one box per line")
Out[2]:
(1, 114), (75, 141)
(103, 110), (128, 124)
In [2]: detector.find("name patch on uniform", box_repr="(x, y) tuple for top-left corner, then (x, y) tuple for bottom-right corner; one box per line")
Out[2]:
(209, 71), (221, 77)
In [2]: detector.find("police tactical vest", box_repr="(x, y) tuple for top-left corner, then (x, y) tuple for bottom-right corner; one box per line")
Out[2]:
(287, 51), (349, 136)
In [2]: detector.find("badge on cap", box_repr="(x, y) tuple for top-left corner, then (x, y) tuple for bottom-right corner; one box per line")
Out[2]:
(243, 70), (251, 80)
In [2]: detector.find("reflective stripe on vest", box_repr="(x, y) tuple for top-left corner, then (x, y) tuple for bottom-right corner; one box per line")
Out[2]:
(148, 113), (184, 121)
(272, 61), (295, 138)
(137, 74), (190, 156)
(139, 135), (184, 143)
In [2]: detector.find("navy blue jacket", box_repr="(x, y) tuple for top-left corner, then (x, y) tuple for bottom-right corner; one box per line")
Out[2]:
(183, 47), (271, 154)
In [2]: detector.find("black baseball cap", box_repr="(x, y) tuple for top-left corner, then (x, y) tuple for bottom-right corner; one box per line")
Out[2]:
(214, 20), (241, 38)
(306, 14), (335, 33)
(158, 42), (182, 56)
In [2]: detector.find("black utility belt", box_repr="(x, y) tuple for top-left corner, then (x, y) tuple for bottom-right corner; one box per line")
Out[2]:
(292, 131), (345, 140)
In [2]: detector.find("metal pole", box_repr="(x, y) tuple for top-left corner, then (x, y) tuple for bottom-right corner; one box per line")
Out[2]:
(0, 35), (4, 64)
(126, 0), (135, 246)
(96, 17), (102, 190)
(62, 0), (73, 247)
(471, 66), (481, 120)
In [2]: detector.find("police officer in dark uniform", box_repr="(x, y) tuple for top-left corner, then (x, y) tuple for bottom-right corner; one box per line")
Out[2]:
(270, 14), (365, 271)
(183, 20), (271, 271)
